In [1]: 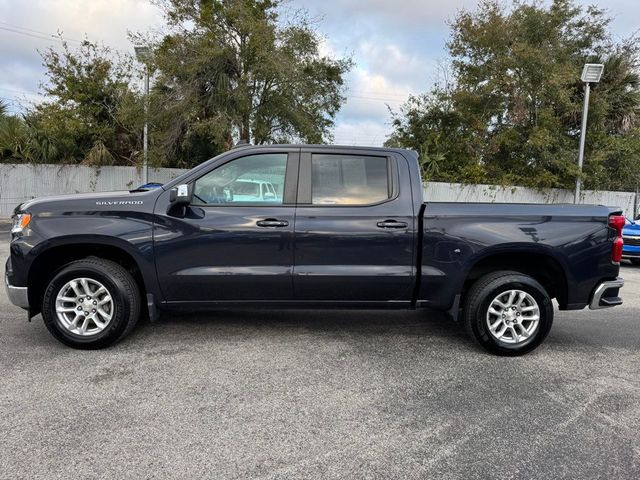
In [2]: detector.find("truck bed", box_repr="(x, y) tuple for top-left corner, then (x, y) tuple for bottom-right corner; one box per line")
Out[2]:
(417, 202), (621, 312)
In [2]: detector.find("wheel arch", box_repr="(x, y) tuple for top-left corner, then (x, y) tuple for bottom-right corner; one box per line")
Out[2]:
(27, 238), (148, 316)
(462, 249), (569, 309)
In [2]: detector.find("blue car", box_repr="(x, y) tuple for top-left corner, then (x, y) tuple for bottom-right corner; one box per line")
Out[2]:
(623, 218), (640, 265)
(137, 182), (163, 190)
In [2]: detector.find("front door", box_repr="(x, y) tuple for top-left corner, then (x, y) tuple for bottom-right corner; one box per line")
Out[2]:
(154, 150), (298, 303)
(293, 149), (416, 303)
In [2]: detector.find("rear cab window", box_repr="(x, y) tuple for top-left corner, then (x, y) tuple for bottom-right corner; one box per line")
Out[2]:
(310, 154), (391, 205)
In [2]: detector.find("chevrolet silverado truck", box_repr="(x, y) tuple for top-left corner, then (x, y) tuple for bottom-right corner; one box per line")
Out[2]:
(5, 145), (626, 355)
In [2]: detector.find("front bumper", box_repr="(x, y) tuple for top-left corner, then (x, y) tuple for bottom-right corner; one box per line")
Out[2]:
(589, 277), (624, 310)
(5, 272), (29, 309)
(622, 238), (640, 259)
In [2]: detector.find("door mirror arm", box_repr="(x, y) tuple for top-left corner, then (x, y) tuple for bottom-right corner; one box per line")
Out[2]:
(169, 184), (194, 206)
(168, 183), (194, 217)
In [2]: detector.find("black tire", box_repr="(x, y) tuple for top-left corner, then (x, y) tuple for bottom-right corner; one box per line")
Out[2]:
(463, 271), (553, 356)
(630, 259), (640, 266)
(42, 258), (141, 349)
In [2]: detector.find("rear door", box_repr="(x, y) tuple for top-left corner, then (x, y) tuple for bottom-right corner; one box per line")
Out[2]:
(292, 148), (416, 303)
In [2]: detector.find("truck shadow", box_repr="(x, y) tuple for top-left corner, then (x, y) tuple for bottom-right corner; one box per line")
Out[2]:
(129, 306), (640, 354)
(131, 308), (475, 351)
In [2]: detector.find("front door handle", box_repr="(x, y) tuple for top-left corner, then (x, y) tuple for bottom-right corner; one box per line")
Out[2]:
(377, 219), (408, 229)
(256, 218), (289, 228)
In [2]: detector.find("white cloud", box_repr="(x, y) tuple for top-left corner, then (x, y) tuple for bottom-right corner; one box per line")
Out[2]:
(317, 36), (408, 140)
(341, 67), (408, 121)
(331, 119), (392, 147)
(0, 0), (163, 50)
(298, 0), (477, 29)
(0, 0), (163, 99)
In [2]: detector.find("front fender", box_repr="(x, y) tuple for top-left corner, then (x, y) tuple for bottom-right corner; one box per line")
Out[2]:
(10, 212), (161, 302)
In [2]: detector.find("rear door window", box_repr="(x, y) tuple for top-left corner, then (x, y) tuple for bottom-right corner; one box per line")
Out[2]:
(311, 154), (390, 205)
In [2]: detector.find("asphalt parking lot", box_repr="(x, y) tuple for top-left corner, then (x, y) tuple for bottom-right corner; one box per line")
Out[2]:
(1, 235), (639, 480)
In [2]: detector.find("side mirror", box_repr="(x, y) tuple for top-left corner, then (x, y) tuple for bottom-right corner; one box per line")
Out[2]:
(169, 184), (193, 206)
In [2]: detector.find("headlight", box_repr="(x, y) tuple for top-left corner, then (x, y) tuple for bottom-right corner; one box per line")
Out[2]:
(11, 213), (32, 234)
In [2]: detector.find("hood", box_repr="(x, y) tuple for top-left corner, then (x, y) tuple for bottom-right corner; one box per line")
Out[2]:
(15, 190), (159, 216)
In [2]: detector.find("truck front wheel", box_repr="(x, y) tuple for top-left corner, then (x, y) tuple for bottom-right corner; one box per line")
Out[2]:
(463, 271), (554, 356)
(41, 258), (141, 349)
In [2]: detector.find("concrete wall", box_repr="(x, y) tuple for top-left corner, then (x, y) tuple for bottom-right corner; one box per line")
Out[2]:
(0, 163), (186, 216)
(0, 163), (636, 217)
(424, 181), (637, 217)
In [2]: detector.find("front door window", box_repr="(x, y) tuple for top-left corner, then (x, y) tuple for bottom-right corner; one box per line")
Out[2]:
(192, 153), (287, 205)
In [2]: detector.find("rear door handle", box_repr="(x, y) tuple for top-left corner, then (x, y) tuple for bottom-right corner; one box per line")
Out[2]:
(377, 219), (408, 229)
(256, 218), (289, 228)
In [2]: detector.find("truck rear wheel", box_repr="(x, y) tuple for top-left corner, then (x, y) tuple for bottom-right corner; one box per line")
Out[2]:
(463, 271), (553, 356)
(41, 258), (141, 349)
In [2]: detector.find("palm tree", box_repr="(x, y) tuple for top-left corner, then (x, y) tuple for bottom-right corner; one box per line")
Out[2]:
(600, 53), (640, 134)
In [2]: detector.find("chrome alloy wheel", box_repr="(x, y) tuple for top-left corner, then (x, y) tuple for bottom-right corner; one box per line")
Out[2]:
(486, 289), (540, 344)
(55, 278), (114, 336)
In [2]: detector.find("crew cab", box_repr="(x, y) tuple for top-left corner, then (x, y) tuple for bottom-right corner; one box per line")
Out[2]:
(5, 145), (625, 355)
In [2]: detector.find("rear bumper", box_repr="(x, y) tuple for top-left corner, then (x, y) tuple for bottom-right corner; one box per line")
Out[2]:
(589, 277), (624, 310)
(5, 271), (29, 309)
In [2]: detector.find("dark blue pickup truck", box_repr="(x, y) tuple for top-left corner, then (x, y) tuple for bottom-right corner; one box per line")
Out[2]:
(5, 145), (625, 355)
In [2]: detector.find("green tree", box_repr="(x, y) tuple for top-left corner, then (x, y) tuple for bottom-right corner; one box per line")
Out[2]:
(147, 0), (352, 167)
(0, 102), (33, 162)
(387, 0), (640, 190)
(0, 41), (144, 165)
(27, 40), (144, 165)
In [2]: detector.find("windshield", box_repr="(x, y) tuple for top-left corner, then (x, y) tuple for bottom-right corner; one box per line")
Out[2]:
(232, 181), (260, 196)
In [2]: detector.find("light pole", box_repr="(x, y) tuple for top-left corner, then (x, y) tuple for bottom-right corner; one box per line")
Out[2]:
(574, 63), (604, 204)
(135, 46), (151, 185)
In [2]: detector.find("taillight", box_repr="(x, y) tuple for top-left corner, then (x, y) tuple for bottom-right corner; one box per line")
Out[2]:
(609, 214), (625, 264)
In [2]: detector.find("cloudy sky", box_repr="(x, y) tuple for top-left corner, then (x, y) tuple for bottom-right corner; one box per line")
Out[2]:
(0, 0), (637, 146)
